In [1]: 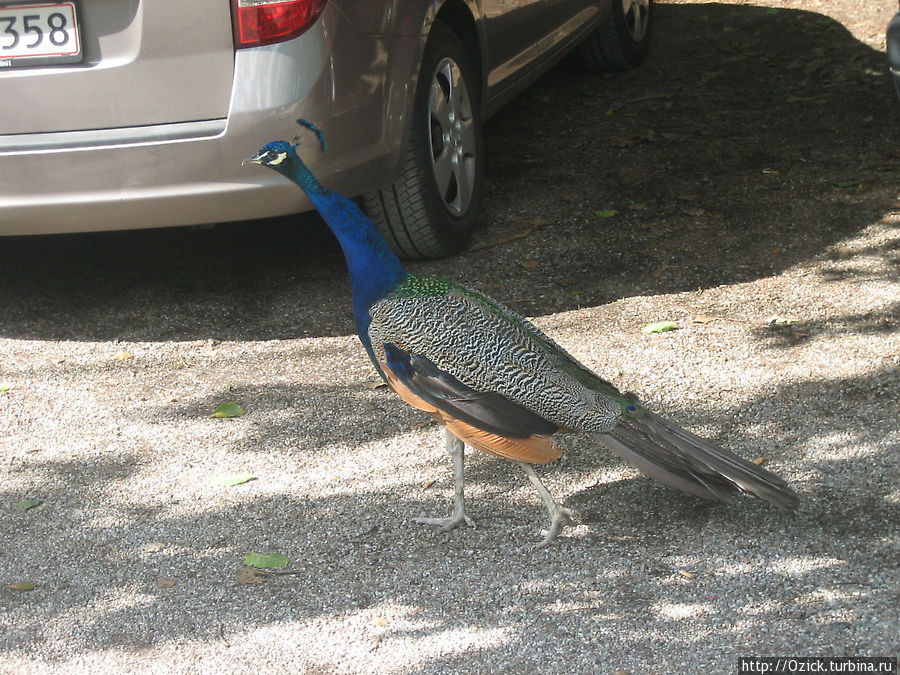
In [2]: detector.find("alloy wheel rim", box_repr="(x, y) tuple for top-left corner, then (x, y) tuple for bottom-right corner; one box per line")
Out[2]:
(622, 0), (650, 43)
(428, 57), (477, 217)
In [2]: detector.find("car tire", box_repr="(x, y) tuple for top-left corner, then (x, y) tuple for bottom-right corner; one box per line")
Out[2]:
(579, 0), (652, 73)
(362, 21), (483, 259)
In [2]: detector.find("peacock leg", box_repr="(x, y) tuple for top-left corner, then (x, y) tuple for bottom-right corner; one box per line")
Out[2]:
(514, 461), (576, 548)
(415, 428), (476, 532)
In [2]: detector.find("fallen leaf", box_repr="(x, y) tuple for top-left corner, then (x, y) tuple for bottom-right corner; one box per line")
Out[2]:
(422, 479), (436, 489)
(772, 246), (783, 255)
(113, 350), (134, 361)
(244, 552), (289, 569)
(213, 473), (256, 488)
(692, 315), (718, 324)
(0, 383), (11, 392)
(679, 570), (693, 579)
(834, 180), (870, 191)
(652, 263), (674, 278)
(13, 498), (42, 512)
(641, 321), (679, 334)
(595, 209), (618, 219)
(753, 456), (767, 466)
(363, 380), (386, 389)
(518, 260), (540, 269)
(212, 402), (245, 418)
(156, 577), (176, 589)
(236, 567), (267, 584)
(683, 207), (706, 217)
(372, 616), (390, 627)
(767, 316), (793, 326)
(8, 581), (36, 592)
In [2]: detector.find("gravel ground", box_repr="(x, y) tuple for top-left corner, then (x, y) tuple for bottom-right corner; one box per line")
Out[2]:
(1, 1), (898, 672)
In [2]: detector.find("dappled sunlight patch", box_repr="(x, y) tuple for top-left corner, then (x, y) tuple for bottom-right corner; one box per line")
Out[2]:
(734, 600), (783, 618)
(717, 560), (755, 576)
(207, 605), (514, 673)
(768, 555), (845, 578)
(800, 431), (884, 462)
(375, 623), (514, 670)
(801, 587), (869, 608)
(651, 601), (714, 620)
(814, 221), (900, 262)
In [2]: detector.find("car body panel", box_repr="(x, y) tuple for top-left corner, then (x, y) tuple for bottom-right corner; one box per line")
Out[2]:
(481, 1), (605, 117)
(0, 0), (612, 236)
(888, 11), (900, 97)
(2, 0), (234, 134)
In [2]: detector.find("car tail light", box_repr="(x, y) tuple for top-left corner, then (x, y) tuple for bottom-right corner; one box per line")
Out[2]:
(231, 0), (327, 49)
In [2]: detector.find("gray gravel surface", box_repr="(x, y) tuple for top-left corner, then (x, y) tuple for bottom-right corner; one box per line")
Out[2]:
(2, 1), (898, 672)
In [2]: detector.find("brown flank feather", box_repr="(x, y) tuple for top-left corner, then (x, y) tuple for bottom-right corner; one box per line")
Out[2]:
(381, 363), (561, 464)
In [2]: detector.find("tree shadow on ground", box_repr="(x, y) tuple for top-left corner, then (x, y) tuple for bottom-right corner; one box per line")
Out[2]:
(2, 347), (896, 669)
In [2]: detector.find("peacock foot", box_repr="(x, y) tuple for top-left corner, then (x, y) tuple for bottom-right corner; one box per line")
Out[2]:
(535, 505), (577, 549)
(414, 506), (476, 533)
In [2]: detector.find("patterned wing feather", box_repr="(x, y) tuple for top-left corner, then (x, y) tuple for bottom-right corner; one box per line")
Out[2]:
(383, 344), (559, 438)
(368, 276), (625, 433)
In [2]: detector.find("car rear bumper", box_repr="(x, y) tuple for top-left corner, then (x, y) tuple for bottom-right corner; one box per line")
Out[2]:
(0, 13), (421, 236)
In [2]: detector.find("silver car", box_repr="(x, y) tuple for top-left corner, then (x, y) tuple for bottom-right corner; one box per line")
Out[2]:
(0, 0), (651, 258)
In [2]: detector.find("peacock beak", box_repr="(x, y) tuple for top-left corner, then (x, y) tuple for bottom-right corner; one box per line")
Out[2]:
(242, 150), (266, 166)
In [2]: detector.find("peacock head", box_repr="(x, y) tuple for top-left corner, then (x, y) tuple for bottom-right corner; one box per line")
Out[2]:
(245, 120), (329, 186)
(244, 140), (299, 177)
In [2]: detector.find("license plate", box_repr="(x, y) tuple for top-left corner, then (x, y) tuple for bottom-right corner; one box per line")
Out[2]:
(0, 2), (81, 68)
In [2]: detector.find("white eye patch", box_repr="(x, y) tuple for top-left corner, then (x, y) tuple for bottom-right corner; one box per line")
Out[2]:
(268, 151), (288, 165)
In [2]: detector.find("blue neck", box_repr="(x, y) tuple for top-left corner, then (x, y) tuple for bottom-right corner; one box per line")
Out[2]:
(284, 151), (409, 340)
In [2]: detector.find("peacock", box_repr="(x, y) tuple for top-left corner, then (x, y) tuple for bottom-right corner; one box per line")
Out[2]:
(246, 121), (798, 547)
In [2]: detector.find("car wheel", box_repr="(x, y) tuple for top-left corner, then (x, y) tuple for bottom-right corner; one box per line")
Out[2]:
(579, 0), (652, 73)
(363, 21), (483, 259)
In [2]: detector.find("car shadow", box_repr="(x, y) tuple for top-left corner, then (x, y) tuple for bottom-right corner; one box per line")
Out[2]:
(0, 3), (896, 343)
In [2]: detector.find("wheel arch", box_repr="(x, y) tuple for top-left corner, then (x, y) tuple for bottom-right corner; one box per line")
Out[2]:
(380, 0), (484, 188)
(433, 0), (484, 107)
(362, 16), (484, 259)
